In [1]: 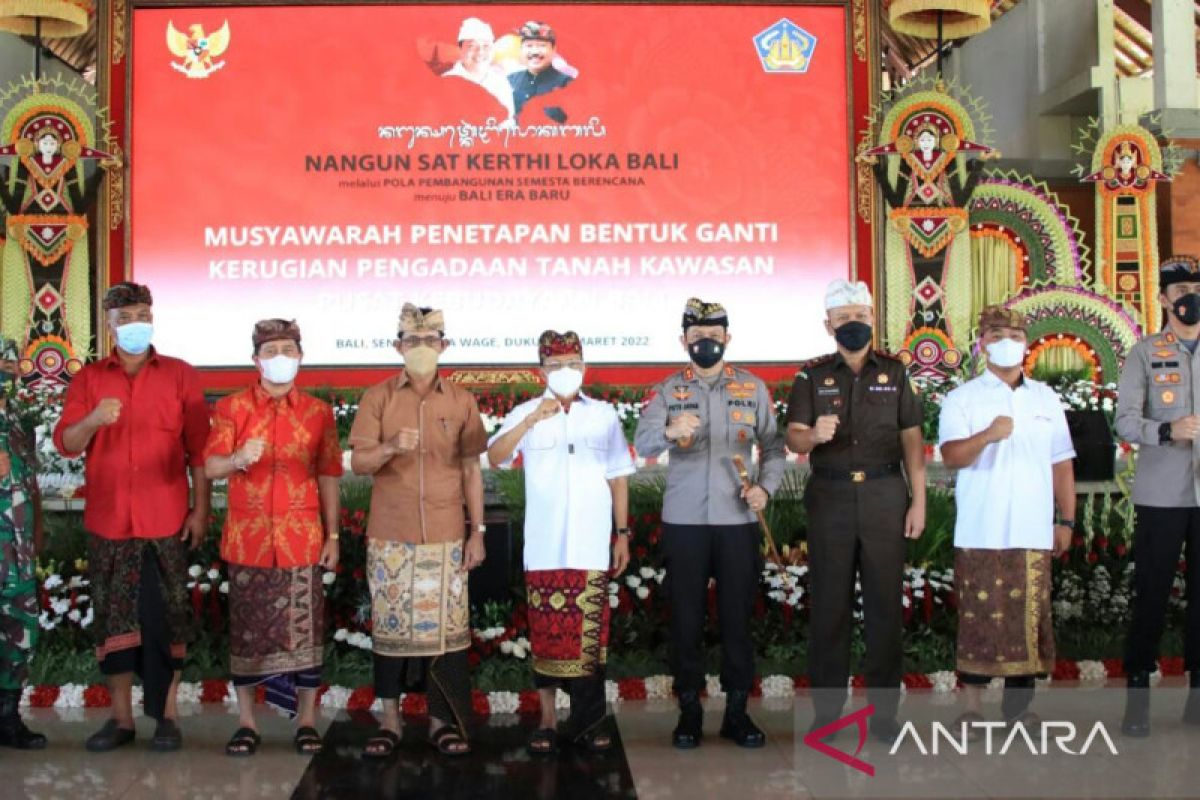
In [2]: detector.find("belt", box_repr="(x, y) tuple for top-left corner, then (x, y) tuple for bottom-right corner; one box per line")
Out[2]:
(811, 463), (902, 483)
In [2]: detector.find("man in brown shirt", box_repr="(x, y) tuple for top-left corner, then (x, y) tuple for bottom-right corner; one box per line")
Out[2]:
(786, 279), (926, 743)
(349, 304), (488, 758)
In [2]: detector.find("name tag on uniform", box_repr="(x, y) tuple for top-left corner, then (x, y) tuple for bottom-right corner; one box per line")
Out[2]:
(868, 385), (898, 393)
(817, 387), (840, 397)
(727, 381), (756, 399)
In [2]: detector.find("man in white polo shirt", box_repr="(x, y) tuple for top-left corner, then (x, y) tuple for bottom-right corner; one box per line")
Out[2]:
(488, 330), (634, 756)
(938, 305), (1076, 728)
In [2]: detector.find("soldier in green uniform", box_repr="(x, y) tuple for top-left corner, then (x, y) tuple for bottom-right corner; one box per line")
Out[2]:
(786, 280), (926, 743)
(0, 337), (46, 749)
(1115, 254), (1200, 736)
(635, 298), (786, 749)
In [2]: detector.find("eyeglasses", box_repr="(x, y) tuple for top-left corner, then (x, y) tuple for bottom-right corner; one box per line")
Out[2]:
(400, 335), (442, 349)
(543, 360), (584, 372)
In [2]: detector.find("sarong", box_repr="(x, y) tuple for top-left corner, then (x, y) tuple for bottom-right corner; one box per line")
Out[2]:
(229, 563), (324, 717)
(0, 467), (37, 692)
(955, 548), (1055, 677)
(526, 569), (610, 680)
(87, 534), (191, 721)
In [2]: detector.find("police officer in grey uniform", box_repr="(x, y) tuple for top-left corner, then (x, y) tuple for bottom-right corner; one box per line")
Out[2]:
(634, 298), (786, 749)
(1115, 254), (1200, 737)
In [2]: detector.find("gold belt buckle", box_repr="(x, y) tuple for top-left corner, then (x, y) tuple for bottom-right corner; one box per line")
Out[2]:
(850, 470), (866, 483)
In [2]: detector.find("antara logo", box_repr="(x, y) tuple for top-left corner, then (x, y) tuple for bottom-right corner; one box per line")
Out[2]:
(803, 704), (876, 776)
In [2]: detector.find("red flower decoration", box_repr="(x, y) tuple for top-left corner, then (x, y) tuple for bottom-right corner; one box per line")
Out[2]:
(518, 690), (540, 714)
(347, 686), (376, 711)
(401, 692), (427, 717)
(793, 675), (811, 689)
(617, 678), (646, 701)
(903, 673), (933, 689)
(1052, 660), (1080, 681)
(29, 685), (58, 707)
(1102, 658), (1125, 679)
(83, 684), (112, 708)
(201, 679), (229, 703)
(1159, 656), (1185, 676)
(471, 689), (491, 716)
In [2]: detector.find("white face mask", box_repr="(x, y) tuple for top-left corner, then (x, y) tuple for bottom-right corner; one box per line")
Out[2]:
(259, 355), (300, 384)
(546, 366), (584, 398)
(985, 338), (1026, 369)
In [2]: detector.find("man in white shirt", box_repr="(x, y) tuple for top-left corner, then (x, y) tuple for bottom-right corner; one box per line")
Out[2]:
(939, 305), (1076, 729)
(488, 330), (634, 756)
(442, 17), (516, 121)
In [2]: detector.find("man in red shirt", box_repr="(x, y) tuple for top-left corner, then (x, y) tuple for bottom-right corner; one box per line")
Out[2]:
(204, 319), (342, 757)
(54, 282), (210, 753)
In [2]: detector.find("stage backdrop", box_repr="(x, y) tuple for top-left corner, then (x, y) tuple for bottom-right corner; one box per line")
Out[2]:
(129, 4), (853, 367)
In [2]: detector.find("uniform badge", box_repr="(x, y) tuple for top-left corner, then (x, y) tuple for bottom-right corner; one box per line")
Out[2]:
(672, 386), (693, 401)
(878, 374), (889, 384)
(823, 377), (835, 386)
(737, 429), (749, 442)
(732, 410), (743, 422)
(1161, 389), (1177, 404)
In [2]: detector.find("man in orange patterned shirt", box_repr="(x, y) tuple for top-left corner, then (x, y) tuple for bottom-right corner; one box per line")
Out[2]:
(204, 319), (342, 757)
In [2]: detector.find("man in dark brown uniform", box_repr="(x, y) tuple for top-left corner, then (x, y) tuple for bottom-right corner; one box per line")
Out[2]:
(786, 279), (926, 743)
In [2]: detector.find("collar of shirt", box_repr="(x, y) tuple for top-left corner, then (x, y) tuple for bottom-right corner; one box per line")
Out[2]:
(250, 381), (299, 409)
(681, 364), (737, 383)
(102, 346), (161, 369)
(978, 368), (1026, 391)
(541, 388), (595, 405)
(394, 371), (446, 393)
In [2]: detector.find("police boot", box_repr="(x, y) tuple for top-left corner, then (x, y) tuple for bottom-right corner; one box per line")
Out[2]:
(1184, 671), (1200, 726)
(0, 688), (47, 749)
(1121, 672), (1151, 737)
(719, 690), (765, 748)
(672, 690), (703, 749)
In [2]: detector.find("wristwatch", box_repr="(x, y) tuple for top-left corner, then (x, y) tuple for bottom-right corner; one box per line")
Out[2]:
(1057, 518), (1075, 529)
(1159, 421), (1173, 445)
(616, 527), (632, 537)
(474, 523), (487, 534)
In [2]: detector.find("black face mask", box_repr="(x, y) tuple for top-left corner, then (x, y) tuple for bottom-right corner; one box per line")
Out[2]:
(833, 321), (873, 352)
(1173, 293), (1200, 326)
(688, 337), (725, 369)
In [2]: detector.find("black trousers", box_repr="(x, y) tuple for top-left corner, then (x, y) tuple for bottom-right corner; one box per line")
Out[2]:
(806, 475), (909, 720)
(374, 649), (472, 733)
(534, 672), (608, 736)
(662, 523), (761, 695)
(1124, 505), (1200, 675)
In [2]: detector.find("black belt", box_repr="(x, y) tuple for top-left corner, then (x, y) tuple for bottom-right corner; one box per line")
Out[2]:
(811, 463), (902, 483)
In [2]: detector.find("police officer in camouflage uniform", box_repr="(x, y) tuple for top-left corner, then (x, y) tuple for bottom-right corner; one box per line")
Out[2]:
(786, 280), (926, 743)
(635, 298), (786, 749)
(0, 337), (46, 749)
(1115, 255), (1200, 737)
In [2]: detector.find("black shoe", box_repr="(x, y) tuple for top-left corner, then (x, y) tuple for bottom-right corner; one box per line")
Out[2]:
(152, 718), (183, 752)
(719, 690), (765, 748)
(1001, 677), (1036, 723)
(672, 690), (703, 749)
(0, 689), (46, 750)
(86, 719), (136, 752)
(1121, 672), (1151, 738)
(870, 716), (903, 744)
(1184, 671), (1200, 726)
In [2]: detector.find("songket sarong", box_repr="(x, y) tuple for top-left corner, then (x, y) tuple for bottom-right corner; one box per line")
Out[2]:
(955, 548), (1055, 677)
(526, 569), (610, 680)
(369, 539), (472, 729)
(228, 564), (324, 717)
(87, 533), (192, 721)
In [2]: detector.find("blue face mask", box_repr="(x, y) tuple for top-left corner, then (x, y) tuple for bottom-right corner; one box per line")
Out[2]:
(115, 321), (154, 355)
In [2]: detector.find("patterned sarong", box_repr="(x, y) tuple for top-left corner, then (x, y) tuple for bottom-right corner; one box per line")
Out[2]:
(368, 539), (469, 657)
(526, 569), (610, 680)
(0, 411), (38, 692)
(229, 564), (324, 717)
(955, 548), (1055, 677)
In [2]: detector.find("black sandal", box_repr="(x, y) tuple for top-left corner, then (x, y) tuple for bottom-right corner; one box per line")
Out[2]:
(294, 725), (323, 755)
(225, 727), (261, 757)
(430, 724), (471, 756)
(574, 728), (613, 754)
(527, 727), (558, 756)
(363, 728), (400, 760)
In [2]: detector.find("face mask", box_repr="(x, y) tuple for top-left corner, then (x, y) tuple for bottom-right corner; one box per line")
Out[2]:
(259, 355), (300, 385)
(833, 321), (872, 352)
(985, 338), (1026, 368)
(688, 337), (725, 369)
(1173, 293), (1200, 326)
(404, 345), (440, 377)
(546, 366), (584, 397)
(115, 321), (153, 355)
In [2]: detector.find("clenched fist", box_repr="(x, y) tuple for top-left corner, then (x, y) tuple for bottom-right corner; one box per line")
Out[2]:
(666, 413), (701, 442)
(526, 397), (561, 427)
(985, 415), (1014, 443)
(1170, 415), (1200, 442)
(90, 398), (122, 427)
(237, 438), (267, 467)
(393, 428), (420, 453)
(812, 414), (840, 444)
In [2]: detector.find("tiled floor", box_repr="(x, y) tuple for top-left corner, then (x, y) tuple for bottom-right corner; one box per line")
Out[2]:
(5, 682), (1200, 799)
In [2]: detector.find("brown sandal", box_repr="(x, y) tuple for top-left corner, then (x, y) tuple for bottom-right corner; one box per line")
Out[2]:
(363, 728), (399, 760)
(430, 724), (470, 756)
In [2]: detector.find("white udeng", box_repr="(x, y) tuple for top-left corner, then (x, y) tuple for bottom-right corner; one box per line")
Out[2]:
(490, 391), (635, 571)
